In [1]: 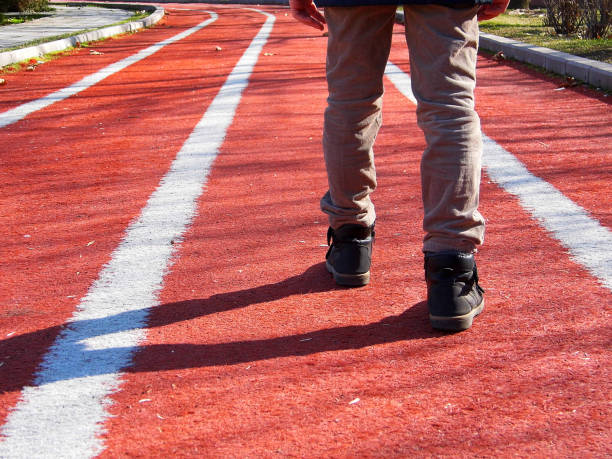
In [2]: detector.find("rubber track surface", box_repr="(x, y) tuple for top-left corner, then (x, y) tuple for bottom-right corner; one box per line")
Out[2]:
(1, 5), (610, 457)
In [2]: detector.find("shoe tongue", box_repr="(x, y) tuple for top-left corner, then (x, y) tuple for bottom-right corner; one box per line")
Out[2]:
(335, 225), (371, 241)
(427, 252), (474, 272)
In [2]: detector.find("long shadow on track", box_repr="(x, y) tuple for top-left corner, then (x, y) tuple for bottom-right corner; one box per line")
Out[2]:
(0, 262), (439, 393)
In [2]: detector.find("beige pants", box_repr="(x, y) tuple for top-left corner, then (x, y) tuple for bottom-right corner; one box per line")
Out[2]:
(320, 5), (485, 253)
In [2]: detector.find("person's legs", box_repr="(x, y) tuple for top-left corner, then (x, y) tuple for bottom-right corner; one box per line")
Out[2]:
(321, 5), (397, 230)
(322, 6), (396, 286)
(403, 5), (485, 330)
(403, 4), (485, 254)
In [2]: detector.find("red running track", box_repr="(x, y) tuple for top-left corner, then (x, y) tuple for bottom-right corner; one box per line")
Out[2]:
(0, 4), (610, 457)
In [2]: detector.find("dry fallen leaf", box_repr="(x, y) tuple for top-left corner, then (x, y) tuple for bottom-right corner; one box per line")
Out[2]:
(561, 76), (578, 88)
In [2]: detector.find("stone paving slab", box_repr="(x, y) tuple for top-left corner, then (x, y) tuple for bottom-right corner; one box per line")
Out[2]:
(0, 5), (133, 51)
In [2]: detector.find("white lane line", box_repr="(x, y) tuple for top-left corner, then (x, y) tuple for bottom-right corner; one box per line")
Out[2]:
(0, 12), (219, 129)
(481, 138), (612, 291)
(385, 61), (416, 105)
(384, 61), (612, 292)
(0, 10), (275, 458)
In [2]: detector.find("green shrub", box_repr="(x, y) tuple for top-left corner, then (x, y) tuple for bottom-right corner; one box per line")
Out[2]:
(581, 0), (611, 38)
(1, 0), (49, 13)
(545, 0), (611, 37)
(544, 0), (583, 34)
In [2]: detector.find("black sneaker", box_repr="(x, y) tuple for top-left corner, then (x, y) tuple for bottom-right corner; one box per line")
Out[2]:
(424, 251), (484, 331)
(326, 224), (374, 287)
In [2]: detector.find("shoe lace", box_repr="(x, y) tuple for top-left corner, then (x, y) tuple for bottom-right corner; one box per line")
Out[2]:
(327, 227), (334, 247)
(472, 265), (485, 294)
(326, 227), (334, 258)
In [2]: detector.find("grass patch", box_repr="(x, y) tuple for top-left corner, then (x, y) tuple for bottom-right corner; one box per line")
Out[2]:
(1, 34), (127, 74)
(479, 9), (612, 63)
(0, 47), (75, 73)
(0, 13), (50, 26)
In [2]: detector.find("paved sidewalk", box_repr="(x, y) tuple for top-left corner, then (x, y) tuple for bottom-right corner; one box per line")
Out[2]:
(0, 5), (132, 51)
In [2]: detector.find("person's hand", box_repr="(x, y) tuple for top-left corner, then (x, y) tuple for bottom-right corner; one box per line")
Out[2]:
(477, 0), (510, 21)
(289, 0), (326, 30)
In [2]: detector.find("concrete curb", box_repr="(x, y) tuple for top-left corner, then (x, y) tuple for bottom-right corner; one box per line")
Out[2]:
(0, 3), (165, 68)
(395, 11), (612, 91)
(479, 33), (612, 90)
